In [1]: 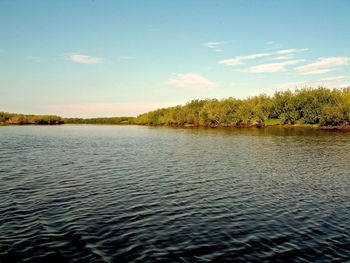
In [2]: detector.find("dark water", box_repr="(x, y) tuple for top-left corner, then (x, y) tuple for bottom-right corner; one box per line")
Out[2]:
(1, 125), (350, 262)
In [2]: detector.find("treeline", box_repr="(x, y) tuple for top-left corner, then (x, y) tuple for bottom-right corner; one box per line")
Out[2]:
(3, 87), (350, 127)
(64, 117), (135, 124)
(135, 87), (350, 127)
(0, 112), (64, 125)
(0, 112), (136, 125)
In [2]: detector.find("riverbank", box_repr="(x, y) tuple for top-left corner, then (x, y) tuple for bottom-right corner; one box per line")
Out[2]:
(136, 122), (350, 130)
(2, 121), (350, 130)
(3, 86), (350, 130)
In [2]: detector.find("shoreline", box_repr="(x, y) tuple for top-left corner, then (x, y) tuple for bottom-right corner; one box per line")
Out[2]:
(138, 123), (350, 131)
(2, 122), (350, 131)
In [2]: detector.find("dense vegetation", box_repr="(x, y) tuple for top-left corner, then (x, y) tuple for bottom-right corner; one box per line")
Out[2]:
(3, 87), (350, 128)
(0, 112), (63, 125)
(135, 87), (350, 127)
(0, 113), (135, 125)
(64, 117), (135, 124)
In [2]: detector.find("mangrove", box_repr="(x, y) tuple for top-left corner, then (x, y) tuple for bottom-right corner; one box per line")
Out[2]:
(2, 87), (350, 129)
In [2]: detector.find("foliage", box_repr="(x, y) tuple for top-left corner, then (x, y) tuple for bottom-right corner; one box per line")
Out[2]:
(320, 105), (344, 126)
(0, 112), (63, 125)
(63, 117), (135, 125)
(2, 87), (350, 127)
(135, 87), (350, 127)
(264, 118), (283, 125)
(0, 113), (136, 125)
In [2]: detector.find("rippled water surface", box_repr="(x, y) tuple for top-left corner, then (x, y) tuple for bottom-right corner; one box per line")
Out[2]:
(1, 125), (350, 262)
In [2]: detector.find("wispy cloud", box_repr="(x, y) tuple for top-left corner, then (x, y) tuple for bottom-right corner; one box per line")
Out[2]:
(165, 73), (217, 91)
(247, 60), (304, 73)
(203, 42), (223, 52)
(70, 54), (103, 64)
(295, 57), (350, 75)
(299, 69), (335, 75)
(219, 53), (270, 66)
(273, 55), (293, 60)
(272, 48), (308, 60)
(276, 48), (308, 55)
(204, 42), (221, 49)
(219, 48), (308, 66)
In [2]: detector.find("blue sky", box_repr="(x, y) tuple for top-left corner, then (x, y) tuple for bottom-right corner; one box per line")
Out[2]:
(1, 0), (350, 117)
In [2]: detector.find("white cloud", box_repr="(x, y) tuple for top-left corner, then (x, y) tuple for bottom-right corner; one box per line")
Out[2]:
(300, 69), (334, 75)
(276, 48), (308, 55)
(295, 57), (350, 75)
(70, 54), (103, 64)
(204, 42), (222, 49)
(273, 55), (293, 60)
(43, 102), (184, 118)
(247, 60), (304, 73)
(165, 73), (217, 91)
(203, 42), (223, 52)
(271, 49), (307, 60)
(219, 53), (270, 66)
(220, 48), (307, 66)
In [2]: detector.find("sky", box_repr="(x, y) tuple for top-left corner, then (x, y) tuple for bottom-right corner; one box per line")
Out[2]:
(1, 0), (350, 117)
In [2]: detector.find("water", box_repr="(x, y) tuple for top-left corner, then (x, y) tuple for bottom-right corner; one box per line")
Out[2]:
(0, 125), (349, 262)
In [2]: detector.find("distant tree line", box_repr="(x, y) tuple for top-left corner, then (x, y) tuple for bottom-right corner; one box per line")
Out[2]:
(0, 112), (64, 125)
(135, 87), (350, 127)
(63, 117), (135, 124)
(0, 113), (136, 125)
(2, 87), (350, 127)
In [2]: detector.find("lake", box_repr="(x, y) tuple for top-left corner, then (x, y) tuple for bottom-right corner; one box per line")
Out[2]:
(0, 125), (349, 262)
